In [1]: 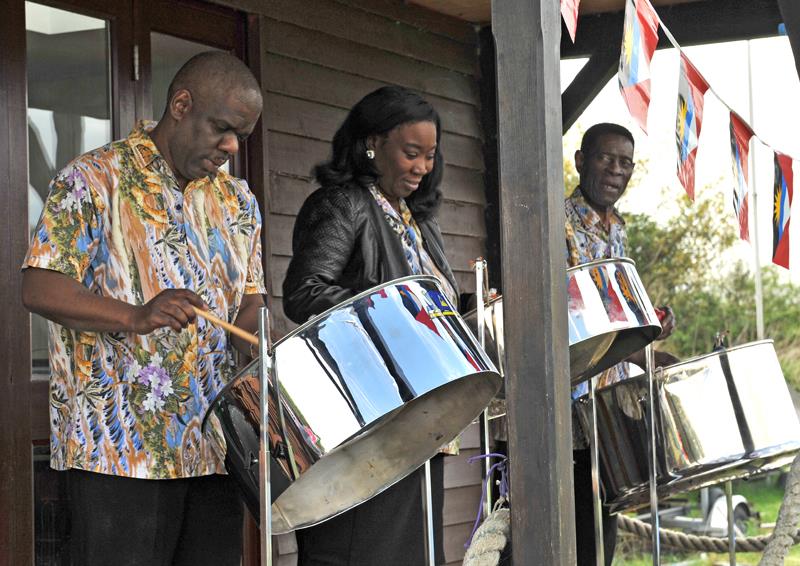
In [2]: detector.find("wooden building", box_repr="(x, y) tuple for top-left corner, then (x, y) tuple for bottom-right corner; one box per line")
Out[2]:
(2, 0), (798, 564)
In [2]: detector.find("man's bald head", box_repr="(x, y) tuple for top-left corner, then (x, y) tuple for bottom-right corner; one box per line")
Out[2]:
(150, 51), (263, 189)
(164, 51), (262, 116)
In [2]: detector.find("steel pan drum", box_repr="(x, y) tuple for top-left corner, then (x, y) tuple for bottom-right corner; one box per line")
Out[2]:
(203, 276), (501, 533)
(576, 340), (800, 513)
(465, 258), (661, 387)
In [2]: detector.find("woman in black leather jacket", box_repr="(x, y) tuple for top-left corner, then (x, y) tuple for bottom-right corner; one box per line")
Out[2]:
(283, 86), (457, 566)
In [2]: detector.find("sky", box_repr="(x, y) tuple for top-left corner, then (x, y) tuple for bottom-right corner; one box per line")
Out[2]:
(561, 33), (800, 283)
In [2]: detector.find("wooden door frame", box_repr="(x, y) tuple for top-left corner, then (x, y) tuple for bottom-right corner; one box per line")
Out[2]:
(1, 1), (34, 563)
(2, 0), (136, 563)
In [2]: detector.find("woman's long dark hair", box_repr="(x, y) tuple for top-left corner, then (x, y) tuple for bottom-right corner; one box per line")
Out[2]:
(313, 86), (444, 220)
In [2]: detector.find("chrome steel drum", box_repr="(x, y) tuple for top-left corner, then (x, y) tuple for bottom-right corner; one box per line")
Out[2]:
(203, 276), (501, 533)
(576, 340), (800, 513)
(464, 258), (661, 387)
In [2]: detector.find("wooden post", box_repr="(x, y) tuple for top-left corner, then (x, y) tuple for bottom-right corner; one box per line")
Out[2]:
(0, 1), (34, 565)
(491, 1), (576, 564)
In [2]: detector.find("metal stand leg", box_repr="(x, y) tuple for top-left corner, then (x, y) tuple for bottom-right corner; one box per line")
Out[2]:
(588, 375), (605, 566)
(258, 307), (273, 566)
(473, 257), (493, 517)
(726, 481), (736, 565)
(422, 460), (436, 566)
(645, 344), (661, 566)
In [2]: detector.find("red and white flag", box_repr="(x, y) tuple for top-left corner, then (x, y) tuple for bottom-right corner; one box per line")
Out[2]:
(729, 111), (755, 241)
(561, 0), (581, 43)
(675, 54), (710, 200)
(618, 0), (660, 133)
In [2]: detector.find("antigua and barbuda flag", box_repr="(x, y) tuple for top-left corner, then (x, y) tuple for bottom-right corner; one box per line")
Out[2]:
(729, 111), (755, 241)
(772, 151), (793, 269)
(618, 0), (660, 133)
(675, 54), (709, 200)
(561, 0), (580, 43)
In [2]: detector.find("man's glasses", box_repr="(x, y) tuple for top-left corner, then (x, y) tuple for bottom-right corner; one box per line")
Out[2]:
(589, 152), (635, 172)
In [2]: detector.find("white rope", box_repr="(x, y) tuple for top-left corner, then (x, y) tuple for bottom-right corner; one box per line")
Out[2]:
(464, 453), (800, 563)
(462, 504), (510, 566)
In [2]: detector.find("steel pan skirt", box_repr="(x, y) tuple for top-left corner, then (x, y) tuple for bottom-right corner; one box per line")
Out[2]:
(567, 258), (661, 384)
(203, 276), (501, 533)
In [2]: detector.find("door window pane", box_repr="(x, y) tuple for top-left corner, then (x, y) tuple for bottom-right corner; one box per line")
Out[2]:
(150, 32), (221, 120)
(26, 1), (112, 374)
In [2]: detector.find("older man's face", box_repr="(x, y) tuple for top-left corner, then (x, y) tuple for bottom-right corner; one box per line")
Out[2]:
(575, 133), (635, 210)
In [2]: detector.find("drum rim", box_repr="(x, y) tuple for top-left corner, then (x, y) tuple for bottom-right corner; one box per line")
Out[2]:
(567, 256), (636, 273)
(462, 256), (638, 319)
(272, 274), (444, 350)
(203, 274), (455, 430)
(582, 339), (776, 397)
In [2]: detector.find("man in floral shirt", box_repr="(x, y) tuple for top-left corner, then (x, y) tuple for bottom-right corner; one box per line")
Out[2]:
(566, 123), (677, 566)
(22, 52), (265, 565)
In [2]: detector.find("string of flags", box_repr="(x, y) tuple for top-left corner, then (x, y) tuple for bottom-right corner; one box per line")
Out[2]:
(560, 0), (795, 270)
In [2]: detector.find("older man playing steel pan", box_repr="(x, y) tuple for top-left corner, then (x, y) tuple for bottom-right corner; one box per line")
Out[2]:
(566, 122), (678, 566)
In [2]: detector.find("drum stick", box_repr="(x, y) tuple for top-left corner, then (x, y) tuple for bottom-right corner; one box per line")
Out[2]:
(191, 306), (259, 346)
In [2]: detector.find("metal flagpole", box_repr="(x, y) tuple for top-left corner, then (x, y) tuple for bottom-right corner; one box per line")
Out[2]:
(258, 307), (274, 566)
(747, 39), (765, 341)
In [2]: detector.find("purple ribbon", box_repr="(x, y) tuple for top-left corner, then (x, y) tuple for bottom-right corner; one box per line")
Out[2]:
(464, 452), (509, 549)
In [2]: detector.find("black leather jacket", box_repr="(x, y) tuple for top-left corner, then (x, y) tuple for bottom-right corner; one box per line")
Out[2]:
(282, 183), (459, 324)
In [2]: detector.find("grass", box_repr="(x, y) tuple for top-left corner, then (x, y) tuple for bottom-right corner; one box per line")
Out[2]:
(613, 474), (800, 565)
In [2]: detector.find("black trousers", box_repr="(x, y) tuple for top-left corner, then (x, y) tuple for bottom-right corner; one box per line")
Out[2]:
(573, 449), (617, 566)
(296, 454), (445, 566)
(66, 469), (243, 566)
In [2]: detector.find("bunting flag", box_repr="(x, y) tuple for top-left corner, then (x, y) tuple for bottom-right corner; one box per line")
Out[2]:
(618, 0), (660, 132)
(772, 152), (793, 269)
(675, 54), (710, 200)
(560, 0), (580, 43)
(729, 112), (755, 241)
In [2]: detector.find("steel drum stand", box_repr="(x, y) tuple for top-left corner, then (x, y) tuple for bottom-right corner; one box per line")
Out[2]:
(422, 460), (436, 565)
(258, 306), (275, 566)
(589, 345), (661, 566)
(644, 344), (661, 566)
(474, 258), (493, 518)
(588, 372), (605, 566)
(726, 480), (737, 565)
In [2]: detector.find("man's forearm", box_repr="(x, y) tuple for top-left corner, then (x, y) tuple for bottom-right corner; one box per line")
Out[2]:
(22, 267), (139, 333)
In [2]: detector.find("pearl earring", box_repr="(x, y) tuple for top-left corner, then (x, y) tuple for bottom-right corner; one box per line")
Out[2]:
(366, 149), (375, 159)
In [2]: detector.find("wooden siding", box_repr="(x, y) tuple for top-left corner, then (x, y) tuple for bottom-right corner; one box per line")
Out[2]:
(247, 1), (486, 563)
(258, 2), (485, 342)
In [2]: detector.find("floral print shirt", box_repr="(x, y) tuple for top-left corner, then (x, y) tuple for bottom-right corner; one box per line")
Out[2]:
(23, 121), (266, 479)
